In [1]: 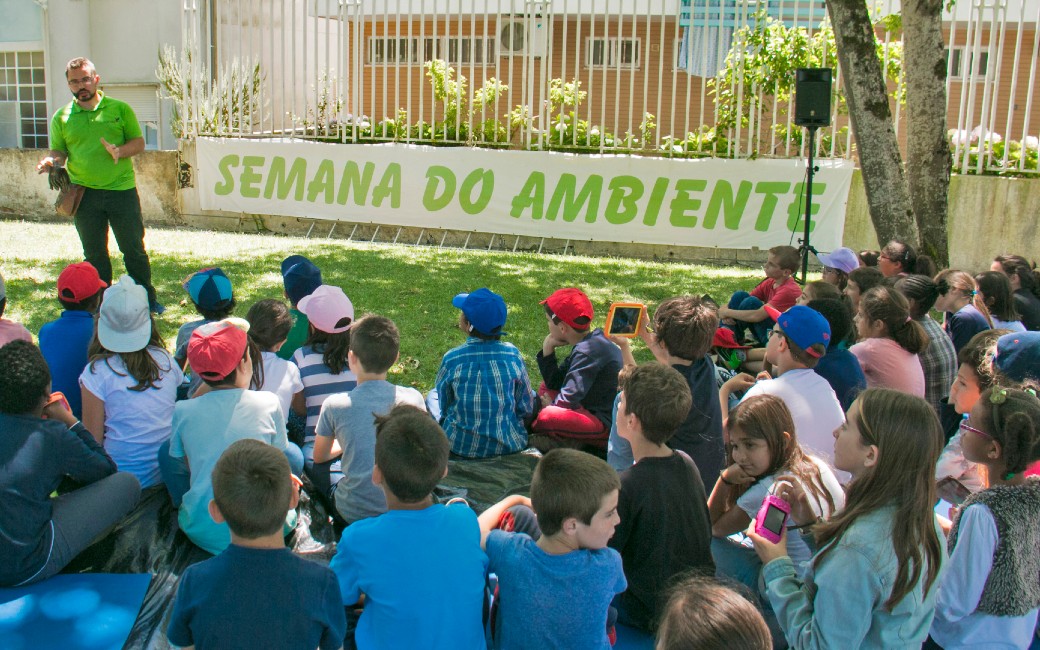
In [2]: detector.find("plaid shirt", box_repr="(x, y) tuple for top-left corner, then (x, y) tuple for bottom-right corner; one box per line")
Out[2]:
(918, 315), (957, 415)
(435, 337), (534, 458)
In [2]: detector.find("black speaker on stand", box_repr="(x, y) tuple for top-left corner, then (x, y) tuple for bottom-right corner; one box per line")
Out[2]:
(794, 68), (832, 283)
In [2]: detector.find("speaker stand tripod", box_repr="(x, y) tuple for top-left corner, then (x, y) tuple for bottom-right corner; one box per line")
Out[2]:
(798, 125), (820, 284)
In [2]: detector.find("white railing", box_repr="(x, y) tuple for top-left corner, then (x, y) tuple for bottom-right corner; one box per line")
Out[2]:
(175, 0), (1040, 174)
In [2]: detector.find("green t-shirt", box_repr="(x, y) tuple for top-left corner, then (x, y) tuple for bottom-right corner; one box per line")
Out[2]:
(277, 308), (311, 361)
(49, 92), (142, 191)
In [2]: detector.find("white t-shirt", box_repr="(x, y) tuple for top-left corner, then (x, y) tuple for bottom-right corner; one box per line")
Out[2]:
(169, 388), (289, 555)
(259, 350), (304, 421)
(79, 346), (183, 488)
(736, 456), (846, 571)
(742, 368), (848, 482)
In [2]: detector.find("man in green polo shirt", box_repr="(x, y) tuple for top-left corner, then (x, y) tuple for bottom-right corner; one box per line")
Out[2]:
(36, 57), (162, 313)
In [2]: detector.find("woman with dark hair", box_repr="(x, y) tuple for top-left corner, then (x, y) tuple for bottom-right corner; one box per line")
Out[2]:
(879, 240), (937, 279)
(975, 271), (1026, 333)
(990, 254), (1040, 331)
(895, 274), (958, 416)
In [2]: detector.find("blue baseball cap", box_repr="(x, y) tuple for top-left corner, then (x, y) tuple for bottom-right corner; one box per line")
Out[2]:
(281, 255), (323, 305)
(184, 267), (234, 311)
(765, 304), (831, 357)
(994, 331), (1040, 383)
(452, 288), (507, 336)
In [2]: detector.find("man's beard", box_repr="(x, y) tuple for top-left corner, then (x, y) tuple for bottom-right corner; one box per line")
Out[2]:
(73, 88), (96, 102)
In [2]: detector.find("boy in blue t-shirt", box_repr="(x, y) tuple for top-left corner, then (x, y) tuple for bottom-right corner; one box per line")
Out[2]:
(478, 449), (627, 650)
(429, 287), (534, 458)
(175, 267), (236, 397)
(167, 439), (345, 650)
(329, 405), (488, 650)
(38, 262), (107, 417)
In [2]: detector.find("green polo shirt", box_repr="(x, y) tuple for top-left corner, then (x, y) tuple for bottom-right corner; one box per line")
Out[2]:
(49, 92), (142, 191)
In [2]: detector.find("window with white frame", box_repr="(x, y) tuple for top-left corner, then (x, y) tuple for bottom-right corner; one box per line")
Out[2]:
(0, 51), (47, 148)
(945, 47), (989, 79)
(368, 35), (496, 65)
(585, 37), (641, 70)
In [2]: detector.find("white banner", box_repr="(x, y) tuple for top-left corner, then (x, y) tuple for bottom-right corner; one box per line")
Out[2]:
(196, 138), (853, 250)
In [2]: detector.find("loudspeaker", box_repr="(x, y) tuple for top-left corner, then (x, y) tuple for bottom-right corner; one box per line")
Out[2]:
(795, 68), (832, 128)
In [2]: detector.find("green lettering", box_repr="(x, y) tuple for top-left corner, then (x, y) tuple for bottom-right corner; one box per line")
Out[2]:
(510, 173), (545, 220)
(239, 155), (265, 199)
(642, 177), (670, 226)
(458, 169), (495, 215)
(214, 154), (238, 196)
(546, 175), (602, 223)
(668, 179), (707, 228)
(336, 161), (376, 206)
(786, 183), (826, 233)
(263, 156), (307, 201)
(703, 180), (753, 230)
(754, 182), (791, 231)
(423, 166), (456, 212)
(605, 176), (643, 225)
(306, 159), (336, 204)
(372, 163), (401, 208)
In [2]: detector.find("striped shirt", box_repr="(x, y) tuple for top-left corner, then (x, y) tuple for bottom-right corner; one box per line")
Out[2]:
(291, 344), (357, 449)
(918, 315), (957, 416)
(435, 337), (534, 458)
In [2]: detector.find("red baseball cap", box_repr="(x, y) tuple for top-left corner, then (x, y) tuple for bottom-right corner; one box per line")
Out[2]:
(712, 327), (752, 350)
(58, 262), (107, 302)
(188, 318), (250, 380)
(541, 288), (594, 330)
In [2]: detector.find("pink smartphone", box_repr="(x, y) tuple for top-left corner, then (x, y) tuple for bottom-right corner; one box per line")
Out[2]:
(42, 391), (71, 418)
(754, 494), (791, 544)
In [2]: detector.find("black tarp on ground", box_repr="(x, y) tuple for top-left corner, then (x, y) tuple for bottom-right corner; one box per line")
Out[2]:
(61, 451), (539, 649)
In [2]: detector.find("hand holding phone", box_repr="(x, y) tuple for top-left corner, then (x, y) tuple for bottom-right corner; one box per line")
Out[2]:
(754, 494), (791, 544)
(936, 476), (971, 506)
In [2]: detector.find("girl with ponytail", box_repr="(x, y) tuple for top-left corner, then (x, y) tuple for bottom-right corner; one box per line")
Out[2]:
(991, 253), (1040, 331)
(934, 270), (993, 354)
(850, 286), (928, 397)
(928, 387), (1040, 649)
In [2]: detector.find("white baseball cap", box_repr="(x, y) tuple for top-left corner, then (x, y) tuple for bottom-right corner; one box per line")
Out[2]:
(98, 275), (153, 352)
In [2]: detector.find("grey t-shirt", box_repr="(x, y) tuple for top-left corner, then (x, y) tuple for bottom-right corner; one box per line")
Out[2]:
(316, 380), (426, 523)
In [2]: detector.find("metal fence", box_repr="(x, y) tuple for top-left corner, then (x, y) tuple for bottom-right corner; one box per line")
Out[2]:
(176, 0), (1039, 174)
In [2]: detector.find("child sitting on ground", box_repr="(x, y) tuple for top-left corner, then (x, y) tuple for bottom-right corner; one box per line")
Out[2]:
(845, 266), (885, 313)
(167, 439), (344, 649)
(245, 299), (305, 427)
(936, 329), (1007, 494)
(816, 247), (859, 293)
(38, 262), (107, 417)
(329, 405), (487, 650)
(607, 296), (725, 494)
(175, 267), (236, 397)
(850, 285), (928, 397)
(935, 270), (993, 353)
(429, 288), (533, 458)
(656, 577), (771, 650)
(278, 254), (323, 361)
(928, 387), (1040, 649)
(0, 269), (33, 347)
(478, 449), (627, 650)
(896, 274), (959, 417)
(975, 270), (1027, 332)
(312, 314), (426, 524)
(531, 287), (622, 452)
(80, 276), (182, 489)
(718, 245), (802, 346)
(878, 240), (937, 278)
(741, 281), (844, 375)
(0, 340), (140, 587)
(990, 254), (1040, 331)
(608, 362), (715, 633)
(708, 394), (844, 596)
(806, 298), (866, 412)
(161, 319), (300, 555)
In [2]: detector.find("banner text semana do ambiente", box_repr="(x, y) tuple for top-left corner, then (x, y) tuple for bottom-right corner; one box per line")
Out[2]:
(197, 138), (853, 251)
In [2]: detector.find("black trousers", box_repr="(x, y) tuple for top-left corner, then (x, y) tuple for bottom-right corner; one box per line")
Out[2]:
(73, 187), (155, 302)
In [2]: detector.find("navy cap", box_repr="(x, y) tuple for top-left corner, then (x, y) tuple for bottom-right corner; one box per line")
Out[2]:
(993, 331), (1040, 383)
(452, 288), (507, 336)
(281, 255), (323, 305)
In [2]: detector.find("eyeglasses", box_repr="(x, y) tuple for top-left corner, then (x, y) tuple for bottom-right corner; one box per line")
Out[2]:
(959, 420), (993, 440)
(768, 328), (783, 339)
(67, 75), (95, 86)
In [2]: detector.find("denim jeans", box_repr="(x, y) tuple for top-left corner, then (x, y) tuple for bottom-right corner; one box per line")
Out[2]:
(726, 291), (772, 347)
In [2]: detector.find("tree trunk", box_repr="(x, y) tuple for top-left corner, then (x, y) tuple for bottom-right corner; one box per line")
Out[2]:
(826, 0), (918, 246)
(903, 0), (951, 268)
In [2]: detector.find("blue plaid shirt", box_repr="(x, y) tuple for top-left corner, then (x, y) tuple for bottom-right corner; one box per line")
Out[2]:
(435, 337), (534, 458)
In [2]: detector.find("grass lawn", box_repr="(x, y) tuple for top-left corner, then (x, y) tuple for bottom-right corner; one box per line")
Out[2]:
(1, 219), (762, 392)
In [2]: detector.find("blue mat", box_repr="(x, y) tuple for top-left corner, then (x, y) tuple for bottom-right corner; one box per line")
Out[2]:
(0, 573), (152, 650)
